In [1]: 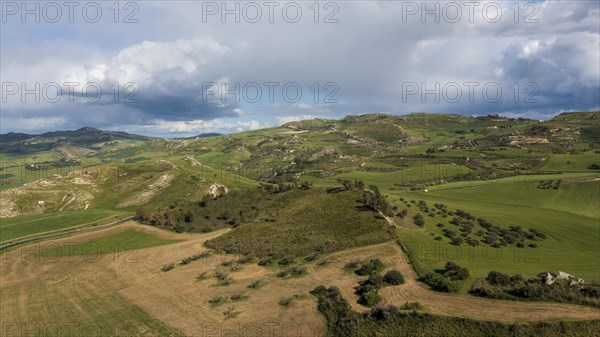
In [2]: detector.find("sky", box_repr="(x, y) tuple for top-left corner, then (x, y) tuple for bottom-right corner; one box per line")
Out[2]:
(1, 0), (599, 137)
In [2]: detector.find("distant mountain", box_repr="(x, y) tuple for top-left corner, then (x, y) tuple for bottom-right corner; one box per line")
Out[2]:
(173, 133), (223, 140)
(0, 127), (151, 153)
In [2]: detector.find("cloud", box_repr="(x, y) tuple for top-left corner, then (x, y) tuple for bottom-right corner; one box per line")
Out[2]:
(119, 118), (269, 137)
(1, 1), (599, 134)
(276, 114), (326, 125)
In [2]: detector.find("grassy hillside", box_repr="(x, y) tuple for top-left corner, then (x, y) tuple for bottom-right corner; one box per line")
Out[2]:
(204, 187), (395, 259)
(392, 176), (600, 281)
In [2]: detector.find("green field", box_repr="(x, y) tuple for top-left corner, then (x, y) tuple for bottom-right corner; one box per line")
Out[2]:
(0, 209), (128, 243)
(40, 228), (181, 256)
(391, 175), (600, 282)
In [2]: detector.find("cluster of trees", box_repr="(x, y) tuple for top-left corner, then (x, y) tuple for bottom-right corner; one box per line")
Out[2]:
(339, 179), (365, 191)
(258, 181), (313, 193)
(470, 271), (600, 308)
(361, 185), (391, 215)
(347, 259), (405, 307)
(355, 269), (405, 307)
(444, 208), (546, 248)
(180, 251), (210, 265)
(421, 262), (469, 293)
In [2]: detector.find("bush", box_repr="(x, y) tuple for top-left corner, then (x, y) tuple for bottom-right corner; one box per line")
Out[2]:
(370, 304), (399, 320)
(196, 271), (208, 280)
(344, 259), (361, 269)
(443, 262), (470, 281)
(161, 263), (175, 272)
(237, 254), (254, 264)
(355, 259), (385, 276)
(208, 296), (223, 304)
(422, 272), (459, 293)
(214, 271), (229, 280)
(486, 271), (512, 286)
(399, 302), (426, 311)
(248, 280), (261, 289)
(413, 213), (426, 227)
(383, 270), (405, 285)
(361, 273), (385, 288)
(358, 288), (380, 307)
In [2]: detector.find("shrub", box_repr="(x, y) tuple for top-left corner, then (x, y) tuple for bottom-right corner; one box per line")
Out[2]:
(278, 256), (294, 265)
(305, 251), (320, 261)
(451, 237), (463, 246)
(230, 294), (245, 301)
(486, 271), (511, 286)
(358, 288), (380, 307)
(208, 296), (223, 304)
(344, 259), (361, 270)
(370, 304), (399, 320)
(196, 271), (208, 280)
(399, 302), (426, 311)
(279, 297), (293, 306)
(214, 271), (229, 280)
(383, 270), (405, 285)
(248, 280), (261, 289)
(422, 272), (459, 293)
(222, 306), (235, 317)
(161, 263), (175, 272)
(443, 262), (470, 281)
(237, 254), (254, 264)
(361, 273), (385, 288)
(355, 259), (385, 276)
(413, 213), (426, 227)
(258, 256), (274, 266)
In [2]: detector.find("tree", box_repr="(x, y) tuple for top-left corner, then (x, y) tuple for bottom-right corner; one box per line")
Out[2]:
(361, 185), (391, 215)
(383, 270), (405, 285)
(358, 288), (380, 307)
(355, 259), (385, 276)
(451, 237), (463, 246)
(413, 213), (425, 227)
(486, 271), (511, 286)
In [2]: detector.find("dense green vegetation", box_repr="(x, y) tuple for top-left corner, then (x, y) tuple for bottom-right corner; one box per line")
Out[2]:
(470, 271), (600, 308)
(311, 286), (600, 337)
(202, 187), (395, 259)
